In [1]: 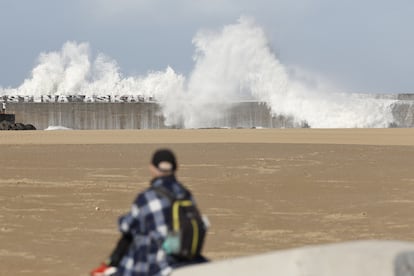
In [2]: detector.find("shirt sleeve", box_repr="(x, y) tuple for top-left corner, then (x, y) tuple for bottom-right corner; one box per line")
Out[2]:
(118, 195), (143, 234)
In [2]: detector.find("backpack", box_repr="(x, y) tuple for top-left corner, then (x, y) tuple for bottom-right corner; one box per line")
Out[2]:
(152, 186), (207, 260)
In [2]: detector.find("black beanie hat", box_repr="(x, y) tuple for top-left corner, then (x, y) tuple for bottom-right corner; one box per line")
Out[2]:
(151, 149), (177, 172)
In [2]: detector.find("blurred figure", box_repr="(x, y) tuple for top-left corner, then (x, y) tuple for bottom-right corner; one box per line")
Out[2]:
(91, 149), (208, 276)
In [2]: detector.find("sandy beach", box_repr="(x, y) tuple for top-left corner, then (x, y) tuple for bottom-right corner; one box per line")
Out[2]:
(1, 128), (414, 275)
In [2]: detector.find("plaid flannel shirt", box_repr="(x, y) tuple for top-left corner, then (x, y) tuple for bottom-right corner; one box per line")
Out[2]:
(116, 175), (192, 276)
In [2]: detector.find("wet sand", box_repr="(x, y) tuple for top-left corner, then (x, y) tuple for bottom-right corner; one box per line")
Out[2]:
(1, 129), (414, 275)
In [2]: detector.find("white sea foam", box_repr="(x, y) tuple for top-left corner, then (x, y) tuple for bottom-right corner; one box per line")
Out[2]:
(0, 17), (396, 128)
(44, 126), (73, 131)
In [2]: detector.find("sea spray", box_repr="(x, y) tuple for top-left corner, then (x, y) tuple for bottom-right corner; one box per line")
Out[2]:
(166, 17), (395, 127)
(0, 17), (396, 128)
(179, 17), (289, 127)
(0, 42), (185, 100)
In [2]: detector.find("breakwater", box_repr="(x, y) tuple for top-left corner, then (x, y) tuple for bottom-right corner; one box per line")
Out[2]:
(2, 95), (414, 129)
(6, 102), (297, 130)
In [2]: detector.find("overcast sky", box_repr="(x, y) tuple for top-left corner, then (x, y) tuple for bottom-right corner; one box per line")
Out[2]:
(0, 0), (413, 93)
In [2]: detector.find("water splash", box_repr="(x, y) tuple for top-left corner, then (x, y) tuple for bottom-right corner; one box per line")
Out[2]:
(0, 17), (396, 128)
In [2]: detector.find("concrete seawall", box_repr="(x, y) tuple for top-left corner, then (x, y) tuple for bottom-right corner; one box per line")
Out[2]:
(5, 102), (300, 130)
(7, 103), (165, 130)
(4, 100), (414, 129)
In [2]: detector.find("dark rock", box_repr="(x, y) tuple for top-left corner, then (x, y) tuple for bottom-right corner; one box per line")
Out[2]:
(0, 120), (12, 130)
(24, 124), (36, 130)
(12, 123), (26, 130)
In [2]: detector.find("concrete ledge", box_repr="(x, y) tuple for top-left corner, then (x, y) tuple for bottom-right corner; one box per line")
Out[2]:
(173, 240), (414, 276)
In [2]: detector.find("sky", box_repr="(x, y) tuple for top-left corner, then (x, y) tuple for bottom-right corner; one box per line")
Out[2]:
(0, 0), (413, 93)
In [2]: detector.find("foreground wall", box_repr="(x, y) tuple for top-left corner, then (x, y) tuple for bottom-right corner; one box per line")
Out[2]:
(173, 240), (414, 276)
(4, 99), (414, 129)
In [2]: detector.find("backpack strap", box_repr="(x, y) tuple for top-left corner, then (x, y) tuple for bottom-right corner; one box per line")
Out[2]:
(151, 186), (177, 202)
